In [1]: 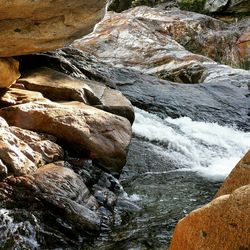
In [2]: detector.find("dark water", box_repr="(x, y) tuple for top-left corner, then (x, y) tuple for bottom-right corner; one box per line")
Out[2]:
(85, 137), (222, 250)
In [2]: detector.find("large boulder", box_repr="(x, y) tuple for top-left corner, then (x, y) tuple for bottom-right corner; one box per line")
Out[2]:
(170, 185), (250, 250)
(17, 67), (134, 123)
(215, 150), (250, 198)
(0, 116), (63, 177)
(0, 0), (109, 57)
(74, 7), (250, 81)
(0, 101), (132, 172)
(0, 58), (20, 88)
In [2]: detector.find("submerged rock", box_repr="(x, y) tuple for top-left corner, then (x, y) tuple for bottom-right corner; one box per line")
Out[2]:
(0, 0), (109, 57)
(0, 58), (20, 89)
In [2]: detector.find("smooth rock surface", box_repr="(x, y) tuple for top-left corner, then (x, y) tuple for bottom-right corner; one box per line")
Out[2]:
(18, 67), (98, 104)
(0, 101), (132, 172)
(0, 58), (20, 88)
(170, 185), (250, 250)
(0, 0), (109, 57)
(215, 150), (250, 198)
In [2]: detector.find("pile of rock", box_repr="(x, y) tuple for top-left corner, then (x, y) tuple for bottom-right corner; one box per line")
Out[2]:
(0, 0), (136, 248)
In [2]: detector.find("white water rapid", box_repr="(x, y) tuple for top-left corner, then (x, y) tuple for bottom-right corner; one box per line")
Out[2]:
(133, 108), (250, 181)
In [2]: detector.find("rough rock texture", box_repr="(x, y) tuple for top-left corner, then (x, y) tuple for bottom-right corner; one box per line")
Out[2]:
(87, 80), (135, 123)
(0, 117), (63, 177)
(0, 88), (47, 107)
(1, 162), (100, 231)
(20, 47), (250, 131)
(170, 184), (250, 250)
(0, 0), (109, 57)
(178, 0), (250, 14)
(0, 58), (20, 88)
(215, 150), (250, 198)
(0, 101), (132, 172)
(74, 7), (250, 78)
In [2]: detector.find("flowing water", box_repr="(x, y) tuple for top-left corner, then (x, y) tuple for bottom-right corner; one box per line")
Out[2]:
(85, 108), (250, 249)
(1, 108), (249, 249)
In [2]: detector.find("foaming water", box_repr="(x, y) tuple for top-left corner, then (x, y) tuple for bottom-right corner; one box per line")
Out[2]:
(133, 108), (250, 180)
(0, 209), (40, 249)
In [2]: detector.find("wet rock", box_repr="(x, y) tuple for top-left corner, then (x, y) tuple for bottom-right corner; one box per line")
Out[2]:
(1, 163), (101, 232)
(0, 0), (109, 57)
(0, 117), (64, 177)
(0, 58), (20, 89)
(0, 101), (132, 172)
(215, 150), (250, 198)
(170, 185), (250, 250)
(32, 163), (100, 231)
(18, 48), (250, 131)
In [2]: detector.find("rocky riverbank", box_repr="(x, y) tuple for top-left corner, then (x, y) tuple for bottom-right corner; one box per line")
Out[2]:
(0, 0), (249, 249)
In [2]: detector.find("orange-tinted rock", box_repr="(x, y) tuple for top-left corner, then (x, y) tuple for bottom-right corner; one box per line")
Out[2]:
(0, 88), (47, 107)
(237, 28), (250, 67)
(0, 58), (20, 88)
(0, 101), (132, 172)
(215, 150), (250, 198)
(17, 67), (134, 123)
(0, 0), (109, 57)
(170, 185), (250, 250)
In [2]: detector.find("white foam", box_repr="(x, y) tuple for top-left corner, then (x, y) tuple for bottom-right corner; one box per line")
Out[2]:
(133, 108), (250, 181)
(0, 209), (40, 248)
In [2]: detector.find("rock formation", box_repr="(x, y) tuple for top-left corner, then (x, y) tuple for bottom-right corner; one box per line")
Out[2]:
(177, 0), (250, 15)
(0, 58), (20, 88)
(170, 151), (250, 250)
(0, 0), (109, 57)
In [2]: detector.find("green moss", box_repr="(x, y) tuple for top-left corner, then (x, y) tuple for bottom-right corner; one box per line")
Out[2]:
(109, 0), (169, 12)
(177, 0), (207, 13)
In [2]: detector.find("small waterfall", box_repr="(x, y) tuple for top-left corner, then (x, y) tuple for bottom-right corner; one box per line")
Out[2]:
(133, 107), (250, 181)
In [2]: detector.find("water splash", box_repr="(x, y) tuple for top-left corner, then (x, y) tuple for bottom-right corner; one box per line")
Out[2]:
(0, 209), (40, 249)
(133, 108), (250, 180)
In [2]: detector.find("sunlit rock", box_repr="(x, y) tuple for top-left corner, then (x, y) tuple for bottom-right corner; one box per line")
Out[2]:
(0, 58), (20, 89)
(0, 0), (110, 57)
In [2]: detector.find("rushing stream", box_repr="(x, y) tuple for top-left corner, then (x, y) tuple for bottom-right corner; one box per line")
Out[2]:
(0, 108), (249, 250)
(85, 108), (250, 249)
